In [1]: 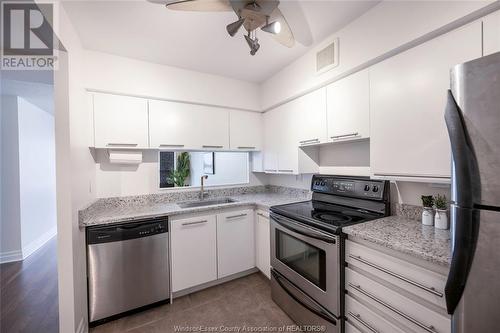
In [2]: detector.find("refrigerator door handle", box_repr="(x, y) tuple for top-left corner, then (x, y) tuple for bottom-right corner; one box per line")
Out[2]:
(444, 90), (480, 208)
(444, 206), (480, 315)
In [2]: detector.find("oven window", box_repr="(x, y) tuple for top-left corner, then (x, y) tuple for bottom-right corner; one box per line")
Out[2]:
(276, 230), (326, 291)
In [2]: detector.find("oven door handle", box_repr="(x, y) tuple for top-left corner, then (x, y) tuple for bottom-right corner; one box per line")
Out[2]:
(272, 270), (337, 326)
(271, 213), (337, 244)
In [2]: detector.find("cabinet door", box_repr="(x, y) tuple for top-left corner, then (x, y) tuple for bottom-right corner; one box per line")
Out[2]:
(483, 11), (500, 56)
(295, 88), (328, 146)
(217, 209), (255, 278)
(277, 102), (299, 174)
(263, 108), (280, 172)
(370, 22), (482, 181)
(229, 110), (263, 150)
(327, 70), (370, 142)
(93, 93), (149, 148)
(255, 210), (271, 279)
(170, 214), (217, 292)
(149, 100), (229, 150)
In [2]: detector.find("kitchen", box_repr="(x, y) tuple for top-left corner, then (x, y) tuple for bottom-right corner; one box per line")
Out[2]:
(0, 1), (499, 333)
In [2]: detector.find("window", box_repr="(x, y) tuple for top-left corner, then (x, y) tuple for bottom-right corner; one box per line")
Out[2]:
(159, 151), (249, 188)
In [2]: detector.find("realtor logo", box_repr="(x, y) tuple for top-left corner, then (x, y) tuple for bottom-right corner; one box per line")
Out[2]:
(1, 1), (57, 70)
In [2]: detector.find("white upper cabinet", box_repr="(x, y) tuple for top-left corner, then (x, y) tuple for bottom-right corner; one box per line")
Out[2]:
(149, 100), (229, 150)
(483, 11), (500, 56)
(294, 88), (328, 146)
(229, 110), (263, 150)
(369, 22), (482, 181)
(216, 209), (255, 278)
(327, 70), (370, 143)
(93, 93), (149, 149)
(263, 107), (281, 172)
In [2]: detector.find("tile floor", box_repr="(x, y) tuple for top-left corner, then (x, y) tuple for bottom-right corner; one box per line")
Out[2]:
(90, 273), (295, 333)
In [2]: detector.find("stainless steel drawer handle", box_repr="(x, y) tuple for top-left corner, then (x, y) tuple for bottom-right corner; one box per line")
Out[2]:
(348, 283), (438, 333)
(159, 144), (185, 148)
(348, 255), (443, 297)
(330, 132), (359, 140)
(347, 312), (379, 333)
(181, 220), (208, 226)
(264, 169), (277, 172)
(299, 138), (319, 144)
(256, 212), (267, 217)
(237, 146), (256, 149)
(202, 145), (223, 149)
(278, 169), (294, 173)
(226, 213), (247, 220)
(106, 143), (138, 147)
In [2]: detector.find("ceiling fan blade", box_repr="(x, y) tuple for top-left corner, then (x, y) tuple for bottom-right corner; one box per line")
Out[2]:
(269, 7), (294, 48)
(229, 0), (278, 16)
(148, 0), (232, 12)
(277, 1), (312, 47)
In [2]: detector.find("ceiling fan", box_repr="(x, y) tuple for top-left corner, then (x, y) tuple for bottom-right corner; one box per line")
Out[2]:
(147, 0), (312, 55)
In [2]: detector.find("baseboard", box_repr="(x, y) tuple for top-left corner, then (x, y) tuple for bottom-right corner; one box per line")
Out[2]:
(22, 226), (57, 260)
(0, 250), (23, 264)
(76, 317), (87, 333)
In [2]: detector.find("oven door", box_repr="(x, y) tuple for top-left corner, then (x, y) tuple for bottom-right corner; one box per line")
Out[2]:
(270, 212), (340, 316)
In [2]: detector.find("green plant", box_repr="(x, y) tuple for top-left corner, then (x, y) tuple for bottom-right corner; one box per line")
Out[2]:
(421, 195), (434, 208)
(168, 152), (191, 187)
(434, 194), (448, 210)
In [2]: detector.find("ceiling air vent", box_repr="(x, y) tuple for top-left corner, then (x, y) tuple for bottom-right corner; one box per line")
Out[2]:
(316, 38), (339, 74)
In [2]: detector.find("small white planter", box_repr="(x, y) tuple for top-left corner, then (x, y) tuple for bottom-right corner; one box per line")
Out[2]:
(422, 208), (435, 226)
(435, 209), (449, 230)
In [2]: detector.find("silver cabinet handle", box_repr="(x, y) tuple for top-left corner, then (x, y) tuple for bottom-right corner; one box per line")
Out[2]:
(226, 213), (248, 220)
(202, 145), (223, 149)
(237, 146), (256, 149)
(330, 132), (359, 140)
(348, 283), (438, 333)
(256, 212), (267, 218)
(347, 312), (379, 333)
(181, 220), (208, 226)
(106, 143), (138, 147)
(372, 173), (450, 180)
(299, 138), (319, 145)
(278, 169), (294, 173)
(159, 144), (185, 148)
(264, 169), (277, 172)
(348, 254), (443, 297)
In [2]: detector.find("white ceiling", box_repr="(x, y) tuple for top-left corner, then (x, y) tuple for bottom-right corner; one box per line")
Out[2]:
(63, 0), (379, 83)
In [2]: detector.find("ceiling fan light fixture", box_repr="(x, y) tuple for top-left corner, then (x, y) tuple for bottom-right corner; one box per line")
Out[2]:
(245, 34), (260, 56)
(226, 18), (245, 37)
(261, 20), (281, 34)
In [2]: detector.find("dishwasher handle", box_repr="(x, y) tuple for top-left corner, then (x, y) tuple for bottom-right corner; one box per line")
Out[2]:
(86, 218), (168, 245)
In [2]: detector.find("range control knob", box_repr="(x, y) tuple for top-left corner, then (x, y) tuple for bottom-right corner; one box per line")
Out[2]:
(320, 181), (326, 186)
(372, 185), (379, 193)
(364, 184), (370, 191)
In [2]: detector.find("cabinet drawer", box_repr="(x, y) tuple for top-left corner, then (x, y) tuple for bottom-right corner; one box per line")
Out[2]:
(345, 295), (407, 333)
(346, 268), (450, 333)
(346, 240), (446, 309)
(345, 322), (363, 333)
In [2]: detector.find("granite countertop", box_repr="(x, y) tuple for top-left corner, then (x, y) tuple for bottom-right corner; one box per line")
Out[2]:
(79, 189), (309, 227)
(343, 215), (452, 267)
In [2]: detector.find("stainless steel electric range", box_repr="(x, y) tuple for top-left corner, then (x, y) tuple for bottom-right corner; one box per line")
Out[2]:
(269, 175), (390, 333)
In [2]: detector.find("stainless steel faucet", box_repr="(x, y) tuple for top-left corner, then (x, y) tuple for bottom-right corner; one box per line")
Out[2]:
(200, 175), (208, 200)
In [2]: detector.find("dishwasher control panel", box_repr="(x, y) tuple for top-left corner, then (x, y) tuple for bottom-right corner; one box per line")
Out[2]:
(86, 218), (168, 244)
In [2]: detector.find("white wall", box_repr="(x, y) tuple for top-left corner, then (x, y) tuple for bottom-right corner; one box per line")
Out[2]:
(1, 95), (23, 262)
(54, 4), (97, 333)
(94, 150), (267, 198)
(17, 98), (57, 258)
(83, 50), (261, 112)
(260, 1), (493, 109)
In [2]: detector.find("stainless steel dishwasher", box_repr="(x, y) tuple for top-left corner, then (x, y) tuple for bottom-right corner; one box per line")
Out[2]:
(87, 217), (169, 323)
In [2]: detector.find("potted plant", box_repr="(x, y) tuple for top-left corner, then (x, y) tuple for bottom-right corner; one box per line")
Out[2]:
(168, 152), (191, 187)
(421, 195), (435, 226)
(434, 194), (448, 230)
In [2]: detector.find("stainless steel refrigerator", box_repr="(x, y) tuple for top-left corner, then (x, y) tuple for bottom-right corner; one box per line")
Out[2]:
(444, 51), (500, 333)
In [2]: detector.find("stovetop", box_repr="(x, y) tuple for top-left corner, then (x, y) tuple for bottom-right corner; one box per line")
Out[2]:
(270, 200), (384, 234)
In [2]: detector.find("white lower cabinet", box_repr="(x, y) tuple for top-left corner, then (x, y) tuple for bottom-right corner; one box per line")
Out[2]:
(170, 214), (218, 292)
(255, 210), (271, 279)
(345, 239), (450, 333)
(217, 209), (255, 278)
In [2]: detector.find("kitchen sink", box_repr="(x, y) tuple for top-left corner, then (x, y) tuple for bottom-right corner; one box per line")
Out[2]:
(177, 198), (237, 208)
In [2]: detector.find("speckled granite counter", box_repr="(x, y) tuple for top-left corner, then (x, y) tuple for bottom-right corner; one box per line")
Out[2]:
(79, 186), (310, 227)
(343, 215), (452, 267)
